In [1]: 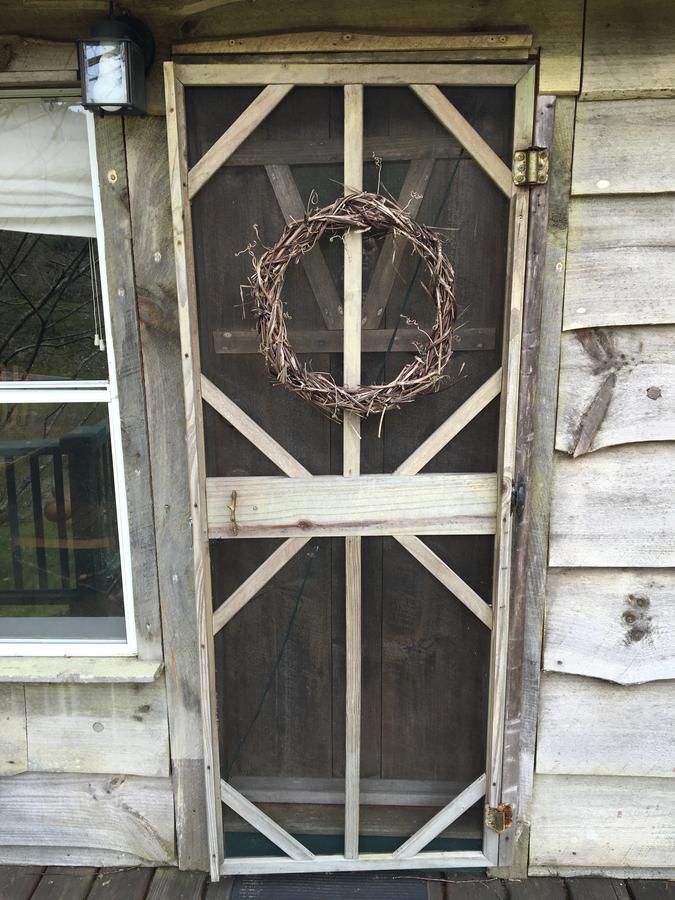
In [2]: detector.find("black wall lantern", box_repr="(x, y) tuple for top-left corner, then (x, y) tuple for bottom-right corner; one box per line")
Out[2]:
(78, 11), (154, 115)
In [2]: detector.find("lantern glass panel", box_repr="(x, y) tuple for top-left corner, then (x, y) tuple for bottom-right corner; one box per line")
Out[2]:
(81, 40), (130, 110)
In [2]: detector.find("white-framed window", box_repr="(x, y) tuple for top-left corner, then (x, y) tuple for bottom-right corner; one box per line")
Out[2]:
(0, 98), (136, 656)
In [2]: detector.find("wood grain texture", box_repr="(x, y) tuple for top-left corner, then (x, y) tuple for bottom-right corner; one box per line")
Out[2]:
(496, 94), (558, 873)
(265, 163), (343, 330)
(174, 32), (533, 55)
(537, 673), (675, 777)
(212, 537), (310, 632)
(0, 657), (162, 683)
(177, 62), (529, 87)
(201, 375), (310, 477)
(189, 84), (293, 198)
(394, 534), (493, 628)
(549, 444), (675, 567)
(563, 196), (675, 330)
(566, 880), (632, 900)
(145, 868), (207, 900)
(87, 867), (154, 900)
(126, 114), (209, 869)
(213, 326), (496, 354)
(92, 116), (162, 660)
(395, 369), (502, 475)
(0, 684), (26, 775)
(544, 568), (675, 684)
(220, 780), (314, 860)
(206, 473), (497, 538)
(572, 100), (675, 195)
(220, 850), (489, 876)
(393, 773), (486, 858)
(30, 868), (96, 900)
(343, 82), (363, 860)
(174, 3), (581, 94)
(556, 326), (675, 454)
(484, 63), (535, 869)
(24, 681), (170, 777)
(0, 773), (175, 865)
(411, 84), (512, 196)
(165, 62), (224, 878)
(362, 157), (434, 328)
(581, 0), (675, 100)
(0, 864), (43, 900)
(530, 774), (675, 868)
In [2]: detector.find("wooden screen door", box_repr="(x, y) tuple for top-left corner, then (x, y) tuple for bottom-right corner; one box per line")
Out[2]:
(165, 60), (535, 879)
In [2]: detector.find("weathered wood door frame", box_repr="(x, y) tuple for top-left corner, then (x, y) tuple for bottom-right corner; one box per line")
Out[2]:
(165, 60), (535, 879)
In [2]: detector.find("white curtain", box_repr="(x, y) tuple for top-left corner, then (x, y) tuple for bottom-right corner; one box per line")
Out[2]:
(0, 99), (95, 238)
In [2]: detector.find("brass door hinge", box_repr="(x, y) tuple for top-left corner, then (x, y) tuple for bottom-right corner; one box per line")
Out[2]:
(485, 803), (513, 833)
(512, 147), (549, 186)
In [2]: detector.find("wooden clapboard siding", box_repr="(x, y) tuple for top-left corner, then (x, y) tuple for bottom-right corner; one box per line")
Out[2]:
(0, 773), (175, 866)
(549, 444), (675, 567)
(544, 568), (675, 684)
(563, 196), (675, 331)
(556, 326), (675, 454)
(530, 775), (675, 868)
(125, 114), (210, 870)
(572, 99), (675, 194)
(581, 0), (675, 100)
(537, 673), (675, 777)
(0, 684), (27, 775)
(24, 681), (170, 777)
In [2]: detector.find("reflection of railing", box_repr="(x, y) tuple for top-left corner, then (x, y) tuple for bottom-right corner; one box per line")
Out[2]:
(0, 424), (117, 609)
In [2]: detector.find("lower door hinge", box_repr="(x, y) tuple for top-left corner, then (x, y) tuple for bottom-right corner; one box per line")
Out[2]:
(512, 147), (549, 186)
(485, 803), (513, 833)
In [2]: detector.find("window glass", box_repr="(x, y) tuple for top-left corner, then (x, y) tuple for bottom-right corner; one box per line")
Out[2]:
(0, 231), (108, 382)
(0, 401), (125, 642)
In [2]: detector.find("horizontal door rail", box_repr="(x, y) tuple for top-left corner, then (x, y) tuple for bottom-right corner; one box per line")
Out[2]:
(175, 63), (532, 87)
(206, 473), (497, 538)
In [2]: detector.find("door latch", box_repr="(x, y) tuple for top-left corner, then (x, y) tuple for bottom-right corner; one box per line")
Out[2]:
(511, 479), (526, 520)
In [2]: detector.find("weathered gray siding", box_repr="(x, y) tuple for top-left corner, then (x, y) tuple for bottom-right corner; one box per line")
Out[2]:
(529, 0), (675, 876)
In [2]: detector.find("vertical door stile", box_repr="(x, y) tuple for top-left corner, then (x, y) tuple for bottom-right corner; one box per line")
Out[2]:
(343, 82), (364, 860)
(483, 65), (536, 867)
(164, 62), (225, 880)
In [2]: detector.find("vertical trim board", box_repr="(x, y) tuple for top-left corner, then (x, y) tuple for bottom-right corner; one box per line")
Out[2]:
(125, 113), (210, 868)
(164, 62), (224, 880)
(91, 116), (162, 659)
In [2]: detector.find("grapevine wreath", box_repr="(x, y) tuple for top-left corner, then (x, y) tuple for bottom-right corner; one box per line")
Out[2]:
(248, 191), (457, 420)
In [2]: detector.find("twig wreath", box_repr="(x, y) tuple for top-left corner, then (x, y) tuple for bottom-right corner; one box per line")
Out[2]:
(248, 191), (456, 420)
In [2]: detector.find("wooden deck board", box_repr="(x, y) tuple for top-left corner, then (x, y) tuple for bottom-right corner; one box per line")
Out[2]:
(506, 877), (568, 899)
(566, 879), (630, 900)
(0, 865), (43, 900)
(627, 882), (675, 900)
(0, 865), (666, 898)
(145, 867), (208, 900)
(30, 867), (97, 900)
(87, 867), (154, 899)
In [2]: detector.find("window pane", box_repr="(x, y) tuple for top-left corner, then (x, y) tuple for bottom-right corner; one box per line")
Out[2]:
(0, 402), (125, 642)
(0, 231), (108, 382)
